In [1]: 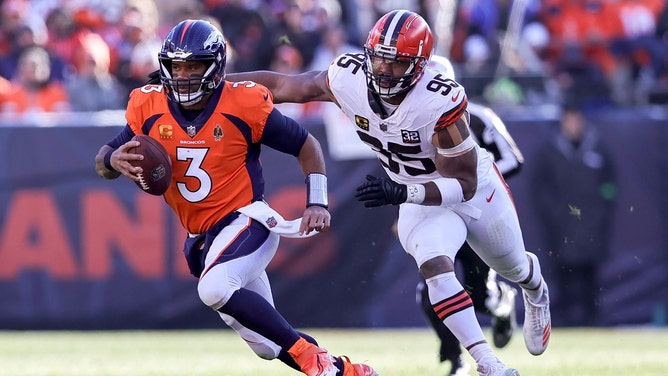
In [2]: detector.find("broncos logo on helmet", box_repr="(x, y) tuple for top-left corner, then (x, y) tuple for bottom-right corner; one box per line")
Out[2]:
(363, 10), (434, 98)
(158, 19), (227, 106)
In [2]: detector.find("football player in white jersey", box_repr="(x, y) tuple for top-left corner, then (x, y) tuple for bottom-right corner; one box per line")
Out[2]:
(413, 55), (524, 376)
(229, 10), (551, 376)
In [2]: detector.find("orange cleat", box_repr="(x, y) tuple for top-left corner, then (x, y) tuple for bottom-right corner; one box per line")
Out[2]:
(339, 356), (379, 376)
(288, 337), (338, 376)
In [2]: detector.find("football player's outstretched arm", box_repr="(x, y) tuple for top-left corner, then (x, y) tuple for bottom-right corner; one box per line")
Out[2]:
(296, 133), (327, 178)
(296, 133), (331, 235)
(227, 70), (333, 104)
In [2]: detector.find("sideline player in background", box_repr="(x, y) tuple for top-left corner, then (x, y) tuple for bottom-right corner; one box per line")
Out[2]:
(228, 9), (551, 376)
(94, 19), (376, 376)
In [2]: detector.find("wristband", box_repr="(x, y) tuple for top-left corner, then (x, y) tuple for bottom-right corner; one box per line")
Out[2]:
(405, 184), (425, 204)
(306, 173), (328, 208)
(433, 177), (464, 206)
(104, 149), (117, 172)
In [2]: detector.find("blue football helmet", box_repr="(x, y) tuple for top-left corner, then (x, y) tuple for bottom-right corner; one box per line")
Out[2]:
(158, 19), (227, 106)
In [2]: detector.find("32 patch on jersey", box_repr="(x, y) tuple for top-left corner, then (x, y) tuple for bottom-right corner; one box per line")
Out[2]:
(401, 129), (421, 144)
(355, 115), (369, 131)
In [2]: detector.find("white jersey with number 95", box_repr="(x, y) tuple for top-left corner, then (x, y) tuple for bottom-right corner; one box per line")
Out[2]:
(326, 52), (493, 187)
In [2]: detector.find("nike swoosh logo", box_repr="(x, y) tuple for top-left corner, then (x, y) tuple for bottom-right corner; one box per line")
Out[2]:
(451, 91), (461, 102)
(263, 93), (269, 101)
(486, 189), (496, 202)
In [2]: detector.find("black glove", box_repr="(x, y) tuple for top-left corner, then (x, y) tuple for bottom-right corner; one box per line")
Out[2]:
(355, 175), (407, 207)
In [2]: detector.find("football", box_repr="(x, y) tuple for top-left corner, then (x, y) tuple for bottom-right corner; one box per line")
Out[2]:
(128, 134), (172, 196)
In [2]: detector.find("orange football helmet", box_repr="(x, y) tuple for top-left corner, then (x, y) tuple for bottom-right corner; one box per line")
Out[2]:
(363, 10), (434, 98)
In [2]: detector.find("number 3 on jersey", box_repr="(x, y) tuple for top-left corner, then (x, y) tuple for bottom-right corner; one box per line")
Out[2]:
(176, 147), (212, 202)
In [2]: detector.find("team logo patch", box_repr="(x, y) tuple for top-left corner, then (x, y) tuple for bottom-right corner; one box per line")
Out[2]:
(187, 125), (197, 138)
(213, 125), (224, 141)
(159, 124), (174, 140)
(266, 216), (278, 228)
(401, 129), (421, 144)
(355, 115), (369, 131)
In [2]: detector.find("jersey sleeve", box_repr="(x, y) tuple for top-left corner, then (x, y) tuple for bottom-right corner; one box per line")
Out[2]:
(106, 125), (135, 148)
(125, 85), (168, 135)
(222, 82), (275, 144)
(260, 109), (308, 156)
(434, 87), (468, 132)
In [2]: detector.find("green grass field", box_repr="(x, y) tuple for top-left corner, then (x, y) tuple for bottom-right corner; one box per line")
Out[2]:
(1, 328), (666, 375)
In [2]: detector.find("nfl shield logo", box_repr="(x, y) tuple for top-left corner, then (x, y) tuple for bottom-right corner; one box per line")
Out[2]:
(266, 217), (278, 228)
(187, 125), (197, 137)
(379, 123), (387, 132)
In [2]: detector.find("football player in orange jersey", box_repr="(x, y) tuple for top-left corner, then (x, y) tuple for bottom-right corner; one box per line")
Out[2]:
(94, 19), (377, 376)
(228, 10), (552, 376)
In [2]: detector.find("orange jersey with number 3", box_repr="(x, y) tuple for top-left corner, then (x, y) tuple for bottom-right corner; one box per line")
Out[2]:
(126, 82), (273, 234)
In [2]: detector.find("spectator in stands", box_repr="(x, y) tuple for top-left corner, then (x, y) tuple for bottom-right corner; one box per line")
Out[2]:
(553, 43), (612, 110)
(112, 0), (161, 95)
(269, 44), (308, 120)
(608, 0), (668, 105)
(65, 32), (124, 111)
(0, 45), (70, 113)
(44, 7), (79, 72)
(0, 3), (67, 83)
(308, 23), (361, 71)
(273, 3), (323, 69)
(117, 39), (162, 100)
(657, 1), (668, 43)
(531, 100), (617, 327)
(208, 2), (274, 73)
(516, 21), (551, 74)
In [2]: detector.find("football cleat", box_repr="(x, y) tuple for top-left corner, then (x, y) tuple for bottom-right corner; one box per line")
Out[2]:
(288, 337), (338, 376)
(491, 281), (517, 348)
(339, 356), (379, 376)
(476, 355), (520, 376)
(448, 354), (472, 376)
(522, 285), (551, 356)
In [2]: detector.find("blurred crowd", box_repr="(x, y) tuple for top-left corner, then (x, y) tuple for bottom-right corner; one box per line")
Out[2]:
(0, 0), (667, 117)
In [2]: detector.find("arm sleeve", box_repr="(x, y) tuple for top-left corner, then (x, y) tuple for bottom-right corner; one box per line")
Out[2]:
(259, 108), (309, 156)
